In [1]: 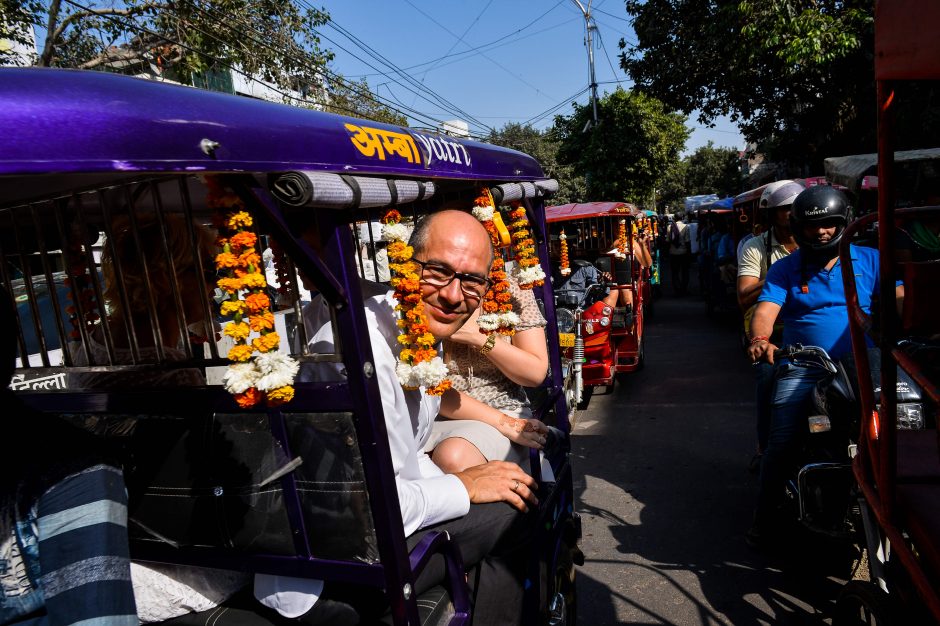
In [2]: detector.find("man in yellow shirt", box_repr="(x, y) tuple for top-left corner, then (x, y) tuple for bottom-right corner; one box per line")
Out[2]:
(736, 180), (802, 466)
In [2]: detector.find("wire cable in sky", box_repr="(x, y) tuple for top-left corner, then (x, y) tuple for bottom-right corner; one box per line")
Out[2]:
(310, 6), (495, 133)
(401, 0), (559, 102)
(522, 86), (590, 127)
(415, 0), (494, 87)
(595, 28), (625, 86)
(346, 16), (579, 79)
(312, 21), (494, 133)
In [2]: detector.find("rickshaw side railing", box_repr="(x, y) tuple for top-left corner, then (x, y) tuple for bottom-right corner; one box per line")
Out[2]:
(840, 210), (940, 619)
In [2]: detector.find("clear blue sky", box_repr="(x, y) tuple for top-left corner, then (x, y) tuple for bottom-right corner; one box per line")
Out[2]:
(318, 0), (745, 154)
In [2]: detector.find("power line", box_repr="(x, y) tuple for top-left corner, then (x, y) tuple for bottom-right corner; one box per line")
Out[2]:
(522, 86), (590, 127)
(401, 0), (559, 102)
(595, 28), (625, 86)
(346, 16), (579, 79)
(182, 0), (486, 134)
(316, 14), (494, 134)
(415, 0), (494, 88)
(63, 0), (468, 133)
(593, 16), (638, 46)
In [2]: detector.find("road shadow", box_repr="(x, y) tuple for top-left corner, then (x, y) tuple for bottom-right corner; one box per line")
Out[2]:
(571, 264), (853, 624)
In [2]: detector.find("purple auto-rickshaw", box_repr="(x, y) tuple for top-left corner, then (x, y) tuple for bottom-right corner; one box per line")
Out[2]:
(0, 68), (580, 625)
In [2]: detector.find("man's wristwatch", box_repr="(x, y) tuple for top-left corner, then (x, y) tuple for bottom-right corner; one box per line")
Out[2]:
(479, 333), (497, 355)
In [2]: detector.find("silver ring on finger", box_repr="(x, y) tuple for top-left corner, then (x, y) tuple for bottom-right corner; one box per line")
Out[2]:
(512, 479), (520, 492)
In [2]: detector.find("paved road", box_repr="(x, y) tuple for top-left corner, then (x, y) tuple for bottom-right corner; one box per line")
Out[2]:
(571, 277), (853, 624)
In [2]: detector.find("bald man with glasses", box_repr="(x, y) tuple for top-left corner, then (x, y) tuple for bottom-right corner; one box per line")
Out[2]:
(265, 210), (537, 625)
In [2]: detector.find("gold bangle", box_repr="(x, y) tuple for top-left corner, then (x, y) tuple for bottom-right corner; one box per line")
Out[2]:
(479, 333), (497, 355)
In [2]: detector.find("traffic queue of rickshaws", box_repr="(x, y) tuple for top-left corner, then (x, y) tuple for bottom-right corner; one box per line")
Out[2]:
(543, 202), (656, 408)
(1, 68), (581, 626)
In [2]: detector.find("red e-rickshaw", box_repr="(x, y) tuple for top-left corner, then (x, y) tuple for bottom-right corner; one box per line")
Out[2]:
(835, 2), (940, 623)
(545, 202), (651, 407)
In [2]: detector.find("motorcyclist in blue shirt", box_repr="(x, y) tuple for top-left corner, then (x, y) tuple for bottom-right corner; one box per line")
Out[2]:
(744, 186), (903, 549)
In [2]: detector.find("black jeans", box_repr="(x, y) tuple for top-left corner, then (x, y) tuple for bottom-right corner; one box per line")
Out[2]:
(408, 502), (533, 625)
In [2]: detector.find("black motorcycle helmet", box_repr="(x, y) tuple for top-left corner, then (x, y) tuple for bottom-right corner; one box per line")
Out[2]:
(790, 186), (851, 256)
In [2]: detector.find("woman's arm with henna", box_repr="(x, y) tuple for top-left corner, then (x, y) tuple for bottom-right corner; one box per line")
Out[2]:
(439, 388), (548, 448)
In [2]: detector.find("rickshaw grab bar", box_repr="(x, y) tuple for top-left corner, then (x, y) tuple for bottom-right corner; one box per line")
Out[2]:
(270, 171), (437, 209)
(491, 179), (559, 205)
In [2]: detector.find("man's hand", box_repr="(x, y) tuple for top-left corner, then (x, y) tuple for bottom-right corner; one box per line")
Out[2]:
(455, 461), (538, 512)
(748, 339), (778, 364)
(448, 308), (486, 348)
(495, 414), (548, 450)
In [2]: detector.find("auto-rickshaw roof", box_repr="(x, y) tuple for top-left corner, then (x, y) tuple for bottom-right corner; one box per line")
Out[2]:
(733, 183), (771, 206)
(545, 201), (641, 222)
(0, 68), (545, 181)
(875, 0), (940, 80)
(824, 148), (940, 195)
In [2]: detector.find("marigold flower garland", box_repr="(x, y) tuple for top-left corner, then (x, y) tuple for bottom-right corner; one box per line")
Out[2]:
(382, 209), (451, 396)
(205, 177), (298, 408)
(559, 230), (571, 277)
(506, 202), (546, 289)
(616, 218), (628, 258)
(473, 188), (519, 336)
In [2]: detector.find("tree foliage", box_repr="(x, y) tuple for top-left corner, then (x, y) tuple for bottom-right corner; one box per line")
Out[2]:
(1, 0), (408, 125)
(487, 123), (585, 205)
(553, 88), (689, 206)
(684, 142), (742, 197)
(1, 0), (332, 93)
(620, 0), (876, 170)
(323, 75), (408, 126)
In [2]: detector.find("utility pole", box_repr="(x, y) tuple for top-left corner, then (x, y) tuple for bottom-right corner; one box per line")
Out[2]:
(571, 0), (598, 128)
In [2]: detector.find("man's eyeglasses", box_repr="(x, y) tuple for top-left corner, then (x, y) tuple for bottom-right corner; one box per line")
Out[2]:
(412, 259), (491, 299)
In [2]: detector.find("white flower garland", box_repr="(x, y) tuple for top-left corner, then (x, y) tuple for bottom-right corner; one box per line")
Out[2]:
(472, 205), (495, 222)
(223, 352), (300, 396)
(513, 265), (546, 285)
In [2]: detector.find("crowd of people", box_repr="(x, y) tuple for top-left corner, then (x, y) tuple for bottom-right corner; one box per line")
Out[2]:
(663, 181), (940, 552)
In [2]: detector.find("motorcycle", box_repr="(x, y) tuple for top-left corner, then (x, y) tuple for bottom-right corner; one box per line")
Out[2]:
(773, 344), (930, 539)
(554, 273), (624, 410)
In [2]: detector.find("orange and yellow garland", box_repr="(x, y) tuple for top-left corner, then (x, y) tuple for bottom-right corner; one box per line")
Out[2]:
(616, 218), (628, 258)
(506, 202), (545, 289)
(559, 230), (571, 276)
(383, 209), (451, 395)
(206, 177), (298, 408)
(472, 188), (520, 336)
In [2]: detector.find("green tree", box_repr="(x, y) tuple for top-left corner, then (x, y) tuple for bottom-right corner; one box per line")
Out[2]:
(1, 0), (332, 93)
(620, 0), (876, 170)
(487, 123), (585, 205)
(323, 75), (408, 126)
(684, 142), (742, 197)
(656, 158), (688, 209)
(553, 88), (689, 206)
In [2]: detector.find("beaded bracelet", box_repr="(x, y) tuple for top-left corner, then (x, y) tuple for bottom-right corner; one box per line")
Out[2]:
(749, 335), (769, 345)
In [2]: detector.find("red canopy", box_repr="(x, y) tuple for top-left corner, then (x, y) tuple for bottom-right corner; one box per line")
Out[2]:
(545, 201), (641, 223)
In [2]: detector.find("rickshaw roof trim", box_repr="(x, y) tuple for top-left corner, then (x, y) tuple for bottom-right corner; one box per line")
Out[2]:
(0, 68), (545, 181)
(733, 183), (771, 206)
(875, 0), (940, 80)
(824, 148), (940, 194)
(545, 201), (641, 222)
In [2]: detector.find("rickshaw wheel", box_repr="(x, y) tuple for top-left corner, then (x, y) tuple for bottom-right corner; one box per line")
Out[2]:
(576, 386), (594, 411)
(551, 541), (578, 626)
(833, 581), (895, 626)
